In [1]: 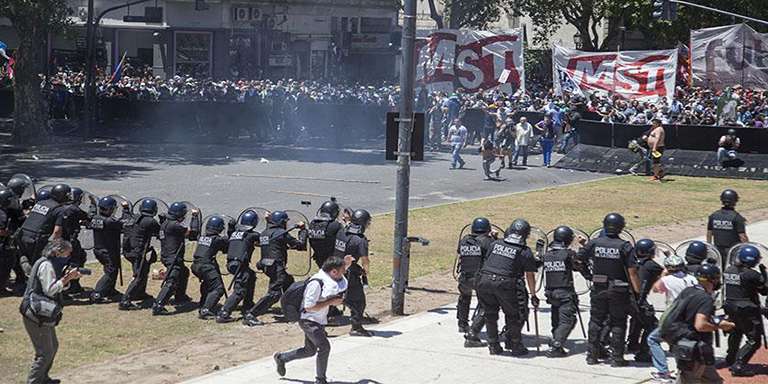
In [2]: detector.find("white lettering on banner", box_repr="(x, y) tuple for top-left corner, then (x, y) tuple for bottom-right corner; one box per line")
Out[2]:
(31, 204), (50, 216)
(492, 243), (518, 260)
(230, 231), (244, 241)
(594, 246), (621, 260)
(712, 219), (734, 230)
(544, 260), (567, 272)
(416, 29), (525, 94)
(460, 244), (483, 256)
(552, 44), (677, 102)
(198, 236), (212, 247)
(723, 273), (741, 286)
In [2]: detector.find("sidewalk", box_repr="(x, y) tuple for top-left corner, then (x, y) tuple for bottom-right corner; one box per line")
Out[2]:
(185, 223), (768, 384)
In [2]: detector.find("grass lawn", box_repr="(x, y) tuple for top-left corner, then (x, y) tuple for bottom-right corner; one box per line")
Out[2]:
(1, 175), (768, 383)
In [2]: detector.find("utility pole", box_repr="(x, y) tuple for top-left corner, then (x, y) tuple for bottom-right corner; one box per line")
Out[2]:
(391, 0), (417, 316)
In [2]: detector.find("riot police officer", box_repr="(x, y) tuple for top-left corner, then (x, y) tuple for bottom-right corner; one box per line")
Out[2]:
(18, 184), (70, 276)
(152, 202), (200, 315)
(59, 187), (92, 295)
(217, 210), (260, 323)
(626, 239), (664, 363)
(577, 213), (641, 366)
(308, 201), (345, 318)
(458, 217), (495, 347)
(0, 188), (14, 294)
(475, 218), (539, 356)
(2, 186), (28, 291)
(542, 226), (579, 358)
(89, 197), (131, 303)
(119, 199), (162, 310)
(244, 210), (307, 326)
(189, 216), (231, 319)
(333, 209), (374, 337)
(722, 245), (768, 376)
(684, 240), (716, 275)
(707, 189), (748, 266)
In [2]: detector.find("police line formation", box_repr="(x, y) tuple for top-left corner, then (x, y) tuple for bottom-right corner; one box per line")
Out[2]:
(1, 174), (768, 377)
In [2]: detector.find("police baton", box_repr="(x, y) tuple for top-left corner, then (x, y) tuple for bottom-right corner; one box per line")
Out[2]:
(227, 261), (245, 292)
(533, 303), (540, 353)
(575, 298), (587, 338)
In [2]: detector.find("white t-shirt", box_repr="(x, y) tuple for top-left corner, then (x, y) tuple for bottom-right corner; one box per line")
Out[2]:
(301, 270), (348, 325)
(657, 272), (698, 304)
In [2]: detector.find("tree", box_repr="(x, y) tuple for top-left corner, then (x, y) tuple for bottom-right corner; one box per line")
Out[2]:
(0, 0), (70, 145)
(445, 0), (503, 29)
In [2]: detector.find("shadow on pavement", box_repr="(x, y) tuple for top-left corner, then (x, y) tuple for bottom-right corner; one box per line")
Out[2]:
(281, 379), (384, 384)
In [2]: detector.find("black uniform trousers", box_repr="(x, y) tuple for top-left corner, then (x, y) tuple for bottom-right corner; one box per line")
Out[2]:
(627, 302), (657, 354)
(93, 248), (121, 296)
(122, 252), (154, 302)
(546, 288), (578, 348)
(345, 269), (366, 327)
(476, 273), (524, 344)
(191, 263), (224, 311)
(18, 232), (48, 277)
(457, 272), (486, 333)
(156, 260), (191, 306)
(249, 263), (294, 317)
(0, 239), (15, 291)
(588, 285), (631, 359)
(724, 303), (763, 365)
(221, 263), (256, 316)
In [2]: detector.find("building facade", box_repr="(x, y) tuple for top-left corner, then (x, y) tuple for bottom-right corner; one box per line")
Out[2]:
(0, 0), (399, 81)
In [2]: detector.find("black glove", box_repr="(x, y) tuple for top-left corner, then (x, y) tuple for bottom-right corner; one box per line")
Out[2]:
(535, 239), (546, 253)
(530, 295), (540, 308)
(158, 213), (167, 224)
(759, 264), (767, 278)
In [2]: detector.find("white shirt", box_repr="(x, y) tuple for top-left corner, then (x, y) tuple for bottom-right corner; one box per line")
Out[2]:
(657, 272), (698, 305)
(448, 125), (467, 146)
(301, 270), (348, 325)
(515, 122), (533, 146)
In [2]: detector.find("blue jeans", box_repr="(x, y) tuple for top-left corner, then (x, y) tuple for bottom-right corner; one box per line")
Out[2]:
(647, 327), (669, 374)
(559, 131), (578, 153)
(451, 144), (465, 168)
(541, 138), (554, 166)
(513, 145), (528, 165)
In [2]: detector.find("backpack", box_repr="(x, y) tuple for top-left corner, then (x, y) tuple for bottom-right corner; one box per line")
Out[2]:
(281, 278), (324, 322)
(659, 288), (698, 344)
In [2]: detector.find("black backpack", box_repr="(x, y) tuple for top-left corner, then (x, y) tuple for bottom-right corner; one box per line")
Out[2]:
(281, 278), (324, 322)
(659, 288), (698, 344)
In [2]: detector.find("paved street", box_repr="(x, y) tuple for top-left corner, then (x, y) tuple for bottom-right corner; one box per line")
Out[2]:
(1, 142), (604, 217)
(185, 222), (768, 384)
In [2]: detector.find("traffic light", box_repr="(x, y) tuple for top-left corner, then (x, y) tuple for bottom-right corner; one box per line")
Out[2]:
(652, 0), (677, 21)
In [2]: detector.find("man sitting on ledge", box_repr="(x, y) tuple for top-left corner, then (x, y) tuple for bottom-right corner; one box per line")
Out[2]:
(717, 129), (742, 167)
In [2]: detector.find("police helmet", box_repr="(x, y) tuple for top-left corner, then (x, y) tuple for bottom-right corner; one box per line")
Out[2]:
(167, 202), (188, 220)
(0, 188), (14, 208)
(50, 184), (72, 203)
(685, 241), (708, 263)
(351, 209), (372, 228)
(552, 226), (574, 245)
(239, 210), (259, 230)
(720, 189), (739, 208)
(206, 216), (226, 234)
(471, 217), (491, 234)
(140, 199), (158, 216)
(663, 255), (686, 272)
(319, 201), (340, 220)
(602, 213), (626, 236)
(36, 189), (51, 201)
(695, 263), (722, 287)
(635, 239), (657, 258)
(504, 218), (531, 246)
(727, 128), (736, 136)
(6, 177), (28, 197)
(98, 196), (117, 216)
(71, 187), (84, 205)
(268, 210), (289, 227)
(737, 245), (761, 268)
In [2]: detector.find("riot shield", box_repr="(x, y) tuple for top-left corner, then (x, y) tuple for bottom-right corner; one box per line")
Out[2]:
(106, 194), (133, 219)
(589, 228), (637, 245)
(77, 190), (99, 251)
(545, 227), (592, 295)
(285, 210), (312, 277)
(132, 197), (169, 217)
(528, 226), (549, 294)
(9, 173), (36, 201)
(654, 241), (677, 260)
(315, 202), (351, 223)
(179, 201), (201, 234)
(727, 242), (768, 269)
(674, 240), (722, 270)
(238, 207), (270, 233)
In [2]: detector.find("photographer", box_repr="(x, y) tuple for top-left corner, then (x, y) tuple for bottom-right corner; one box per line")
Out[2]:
(661, 264), (734, 383)
(20, 239), (84, 384)
(717, 129), (741, 166)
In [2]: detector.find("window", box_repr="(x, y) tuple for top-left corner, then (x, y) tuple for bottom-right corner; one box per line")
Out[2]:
(174, 31), (212, 77)
(360, 17), (391, 34)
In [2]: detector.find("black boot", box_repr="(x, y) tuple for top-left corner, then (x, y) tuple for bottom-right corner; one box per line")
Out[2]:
(464, 333), (484, 348)
(730, 363), (756, 377)
(488, 343), (503, 355)
(546, 346), (568, 358)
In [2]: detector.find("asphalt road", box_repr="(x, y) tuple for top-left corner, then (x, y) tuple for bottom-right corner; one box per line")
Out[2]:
(1, 142), (605, 219)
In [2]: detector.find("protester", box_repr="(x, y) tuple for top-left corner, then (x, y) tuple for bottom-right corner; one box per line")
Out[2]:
(448, 119), (468, 169)
(717, 128), (741, 165)
(513, 117), (533, 166)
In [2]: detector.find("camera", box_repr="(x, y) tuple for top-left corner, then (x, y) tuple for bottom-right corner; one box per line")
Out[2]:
(77, 268), (92, 276)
